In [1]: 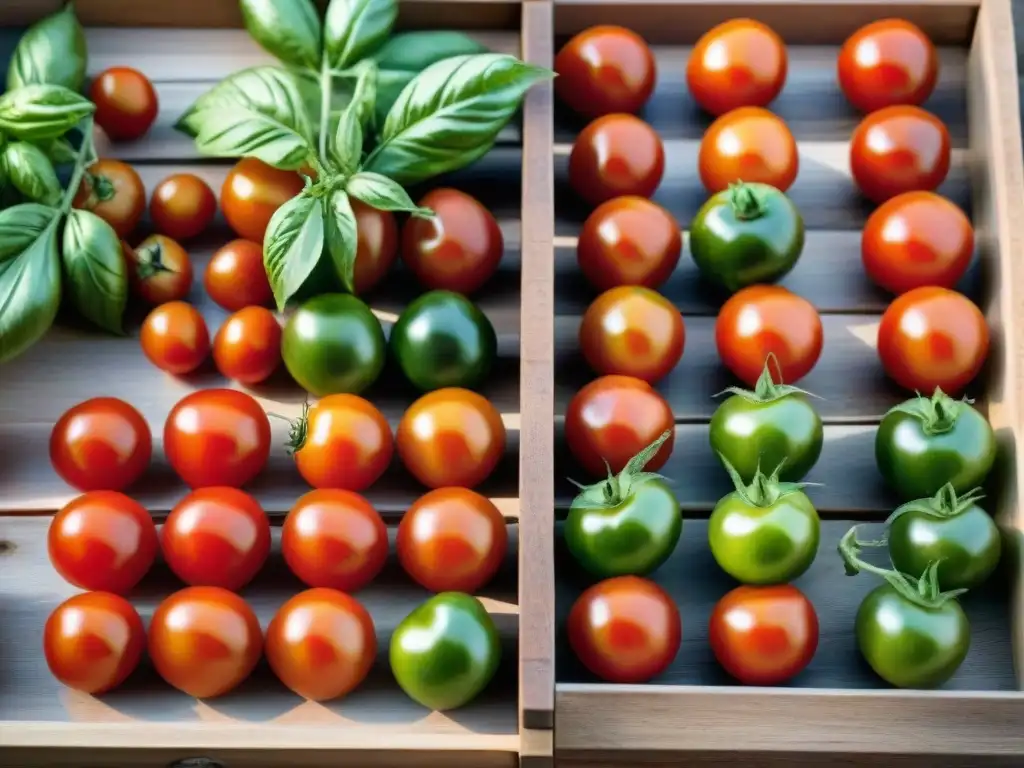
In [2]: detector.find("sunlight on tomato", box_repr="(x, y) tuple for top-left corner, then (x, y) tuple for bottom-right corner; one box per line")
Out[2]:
(129, 234), (194, 305)
(89, 67), (158, 142)
(554, 25), (656, 118)
(72, 159), (145, 238)
(204, 239), (274, 311)
(140, 300), (210, 375)
(150, 173), (218, 241)
(699, 107), (798, 194)
(213, 306), (282, 385)
(569, 114), (665, 206)
(221, 158), (305, 243)
(838, 19), (938, 113)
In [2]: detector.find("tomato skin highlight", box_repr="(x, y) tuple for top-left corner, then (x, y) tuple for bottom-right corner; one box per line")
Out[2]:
(221, 157), (305, 243)
(838, 20), (938, 113)
(569, 114), (665, 206)
(554, 25), (656, 118)
(129, 235), (194, 305)
(72, 159), (145, 238)
(150, 173), (218, 241)
(140, 300), (210, 375)
(204, 239), (274, 311)
(89, 67), (158, 141)
(699, 107), (798, 194)
(213, 306), (282, 385)
(351, 199), (399, 295)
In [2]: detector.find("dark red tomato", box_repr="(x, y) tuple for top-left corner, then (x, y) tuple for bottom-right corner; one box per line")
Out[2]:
(204, 239), (274, 311)
(148, 586), (263, 698)
(877, 286), (989, 394)
(150, 173), (218, 241)
(401, 188), (503, 294)
(687, 19), (788, 117)
(89, 67), (159, 142)
(850, 106), (951, 204)
(49, 397), (152, 492)
(129, 234), (194, 305)
(163, 388), (271, 489)
(140, 300), (210, 375)
(48, 491), (158, 593)
(569, 114), (665, 206)
(72, 159), (145, 238)
(715, 285), (823, 386)
(862, 191), (974, 294)
(44, 592), (145, 694)
(554, 25), (656, 119)
(397, 487), (508, 593)
(565, 375), (674, 477)
(162, 487), (271, 590)
(221, 158), (305, 243)
(567, 575), (680, 683)
(266, 588), (376, 701)
(579, 286), (685, 384)
(212, 306), (282, 385)
(396, 388), (507, 490)
(282, 489), (388, 591)
(709, 584), (819, 685)
(699, 107), (798, 194)
(838, 19), (939, 113)
(352, 199), (399, 295)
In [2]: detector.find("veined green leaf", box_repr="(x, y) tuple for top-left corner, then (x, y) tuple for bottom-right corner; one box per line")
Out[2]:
(239, 0), (322, 70)
(264, 192), (324, 310)
(331, 107), (363, 176)
(6, 3), (87, 91)
(61, 209), (128, 334)
(323, 189), (358, 293)
(0, 84), (95, 141)
(324, 0), (397, 71)
(1, 141), (61, 206)
(346, 172), (432, 216)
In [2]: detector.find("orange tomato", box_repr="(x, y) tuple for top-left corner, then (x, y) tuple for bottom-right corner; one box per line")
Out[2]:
(149, 173), (218, 241)
(221, 158), (305, 243)
(838, 19), (938, 113)
(212, 306), (282, 385)
(140, 300), (210, 375)
(128, 235), (194, 305)
(72, 159), (145, 238)
(554, 25), (656, 118)
(699, 107), (798, 194)
(568, 114), (665, 206)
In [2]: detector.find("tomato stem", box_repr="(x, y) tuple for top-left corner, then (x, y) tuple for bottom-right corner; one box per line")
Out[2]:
(728, 180), (768, 221)
(718, 453), (818, 507)
(268, 402), (311, 456)
(60, 116), (96, 215)
(714, 355), (821, 404)
(568, 430), (673, 510)
(886, 388), (973, 436)
(885, 483), (986, 526)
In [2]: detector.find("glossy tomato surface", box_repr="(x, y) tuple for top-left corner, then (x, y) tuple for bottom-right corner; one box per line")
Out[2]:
(204, 239), (274, 311)
(128, 235), (194, 305)
(838, 19), (938, 113)
(212, 306), (282, 385)
(150, 173), (217, 241)
(140, 300), (210, 375)
(350, 199), (399, 295)
(89, 66), (158, 141)
(221, 158), (305, 243)
(699, 107), (798, 194)
(569, 114), (665, 206)
(72, 159), (145, 238)
(554, 25), (656, 118)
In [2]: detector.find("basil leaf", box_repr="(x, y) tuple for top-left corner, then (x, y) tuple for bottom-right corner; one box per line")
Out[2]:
(346, 172), (432, 216)
(1, 141), (61, 206)
(323, 190), (358, 293)
(6, 3), (87, 91)
(364, 54), (551, 185)
(0, 203), (62, 364)
(37, 136), (78, 165)
(239, 0), (322, 71)
(0, 84), (95, 141)
(331, 107), (363, 176)
(264, 192), (324, 310)
(61, 209), (128, 334)
(324, 0), (397, 71)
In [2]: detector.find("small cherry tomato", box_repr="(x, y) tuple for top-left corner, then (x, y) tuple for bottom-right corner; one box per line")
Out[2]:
(862, 191), (974, 295)
(565, 375), (674, 477)
(148, 586), (263, 698)
(351, 199), (399, 295)
(44, 592), (145, 694)
(72, 159), (145, 238)
(89, 66), (158, 142)
(129, 234), (194, 305)
(397, 488), (508, 593)
(687, 19), (787, 117)
(838, 19), (938, 113)
(266, 588), (377, 701)
(569, 114), (665, 206)
(554, 25), (656, 119)
(699, 107), (798, 194)
(150, 173), (218, 241)
(715, 285), (823, 386)
(49, 397), (152, 492)
(877, 286), (989, 394)
(204, 239), (274, 311)
(221, 157), (306, 243)
(140, 300), (210, 375)
(212, 306), (282, 385)
(282, 489), (388, 591)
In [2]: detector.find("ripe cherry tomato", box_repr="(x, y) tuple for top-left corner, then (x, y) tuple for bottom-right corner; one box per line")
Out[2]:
(569, 114), (665, 206)
(204, 239), (274, 311)
(72, 159), (145, 238)
(150, 173), (218, 241)
(554, 25), (656, 119)
(140, 300), (210, 375)
(580, 286), (685, 383)
(148, 586), (262, 698)
(48, 491), (158, 593)
(397, 388), (506, 490)
(862, 191), (974, 294)
(212, 306), (282, 385)
(163, 389), (271, 488)
(838, 20), (938, 113)
(715, 285), (822, 386)
(49, 397), (152, 492)
(565, 375), (674, 477)
(282, 489), (388, 591)
(44, 592), (145, 694)
(709, 584), (819, 685)
(162, 487), (271, 590)
(567, 575), (680, 683)
(850, 106), (951, 203)
(129, 234), (194, 305)
(877, 286), (988, 394)
(397, 488), (508, 593)
(699, 107), (798, 194)
(351, 199), (399, 295)
(89, 67), (158, 142)
(221, 158), (305, 243)
(687, 19), (787, 116)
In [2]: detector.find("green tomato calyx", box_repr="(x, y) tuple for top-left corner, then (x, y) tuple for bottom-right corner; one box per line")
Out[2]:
(719, 453), (816, 507)
(886, 484), (986, 527)
(133, 240), (177, 281)
(715, 355), (820, 404)
(569, 430), (672, 510)
(728, 180), (769, 221)
(270, 401), (310, 456)
(887, 388), (974, 436)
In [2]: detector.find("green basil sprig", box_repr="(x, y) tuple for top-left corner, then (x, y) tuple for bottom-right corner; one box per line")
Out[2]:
(0, 84), (95, 141)
(2, 142), (62, 206)
(239, 0), (322, 71)
(324, 0), (397, 71)
(6, 3), (87, 92)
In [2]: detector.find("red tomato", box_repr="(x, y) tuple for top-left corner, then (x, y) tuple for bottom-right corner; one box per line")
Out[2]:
(129, 234), (194, 305)
(204, 239), (274, 311)
(140, 300), (210, 375)
(687, 19), (787, 116)
(877, 286), (988, 394)
(838, 20), (938, 113)
(49, 397), (152, 492)
(162, 487), (271, 590)
(709, 584), (819, 685)
(569, 114), (665, 206)
(266, 588), (376, 701)
(554, 25), (656, 119)
(282, 489), (388, 591)
(148, 586), (263, 698)
(72, 159), (145, 238)
(715, 285), (823, 386)
(862, 191), (974, 294)
(567, 576), (680, 683)
(850, 106), (951, 204)
(163, 389), (271, 489)
(699, 107), (798, 194)
(397, 388), (506, 490)
(351, 199), (399, 295)
(89, 67), (158, 142)
(212, 306), (282, 385)
(48, 491), (158, 593)
(44, 592), (145, 694)
(565, 375), (674, 477)
(397, 488), (508, 593)
(221, 158), (305, 243)
(150, 173), (218, 241)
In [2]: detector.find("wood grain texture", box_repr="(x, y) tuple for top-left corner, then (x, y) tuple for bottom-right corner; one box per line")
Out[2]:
(557, 755), (1024, 768)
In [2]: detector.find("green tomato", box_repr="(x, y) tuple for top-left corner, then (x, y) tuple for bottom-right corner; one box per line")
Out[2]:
(689, 181), (805, 293)
(281, 293), (386, 397)
(389, 290), (497, 391)
(390, 592), (501, 711)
